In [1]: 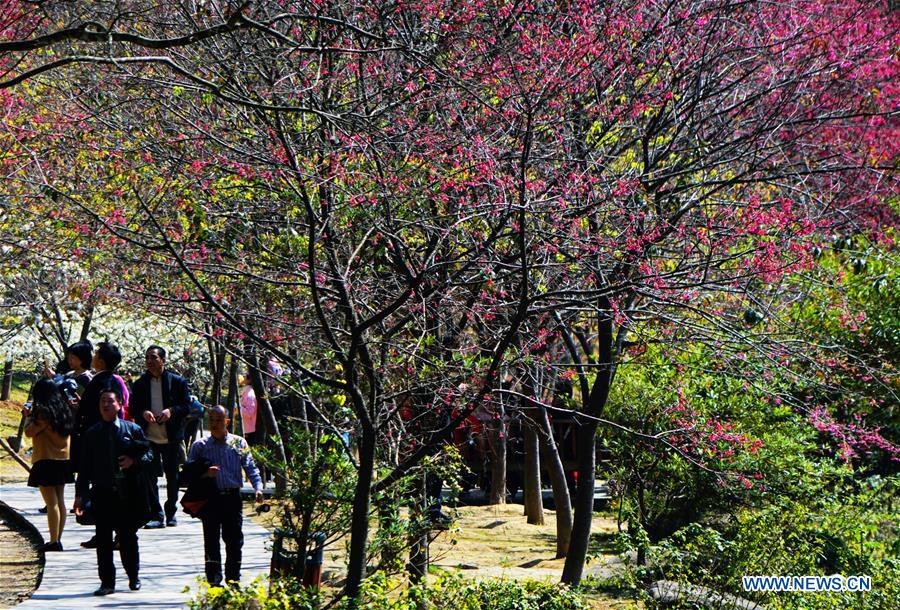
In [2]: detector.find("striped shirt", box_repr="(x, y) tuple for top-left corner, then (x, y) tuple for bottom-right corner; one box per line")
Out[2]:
(188, 433), (263, 492)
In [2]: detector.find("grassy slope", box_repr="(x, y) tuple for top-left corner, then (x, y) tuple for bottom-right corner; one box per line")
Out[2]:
(0, 377), (34, 483)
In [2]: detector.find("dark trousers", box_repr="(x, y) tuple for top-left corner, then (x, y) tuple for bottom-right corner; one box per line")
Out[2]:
(150, 441), (182, 521)
(426, 472), (444, 514)
(93, 487), (139, 587)
(201, 490), (244, 585)
(184, 419), (201, 451)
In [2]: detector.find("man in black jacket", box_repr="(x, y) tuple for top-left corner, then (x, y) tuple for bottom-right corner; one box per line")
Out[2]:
(130, 345), (191, 528)
(73, 341), (126, 475)
(74, 386), (153, 595)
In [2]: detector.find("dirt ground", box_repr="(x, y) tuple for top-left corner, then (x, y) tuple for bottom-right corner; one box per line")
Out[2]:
(0, 504), (42, 609)
(430, 503), (622, 582)
(253, 501), (638, 609)
(430, 504), (637, 609)
(0, 394), (41, 609)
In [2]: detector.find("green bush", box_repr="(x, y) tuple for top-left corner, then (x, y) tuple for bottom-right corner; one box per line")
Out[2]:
(354, 574), (586, 610)
(188, 574), (587, 610)
(638, 475), (900, 610)
(188, 578), (321, 610)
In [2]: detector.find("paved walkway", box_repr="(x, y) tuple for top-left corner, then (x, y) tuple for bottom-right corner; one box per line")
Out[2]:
(0, 483), (272, 609)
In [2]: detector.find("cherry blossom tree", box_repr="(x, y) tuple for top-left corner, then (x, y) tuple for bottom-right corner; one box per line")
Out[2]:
(1, 0), (897, 594)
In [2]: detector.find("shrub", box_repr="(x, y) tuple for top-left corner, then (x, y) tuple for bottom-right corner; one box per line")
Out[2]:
(187, 578), (319, 610)
(188, 573), (587, 610)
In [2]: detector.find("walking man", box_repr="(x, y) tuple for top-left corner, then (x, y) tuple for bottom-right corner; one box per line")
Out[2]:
(74, 341), (128, 475)
(186, 405), (263, 586)
(74, 386), (154, 595)
(131, 345), (191, 528)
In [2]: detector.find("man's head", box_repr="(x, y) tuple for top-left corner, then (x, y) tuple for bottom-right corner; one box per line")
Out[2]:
(93, 342), (121, 372)
(99, 387), (122, 422)
(145, 346), (166, 378)
(207, 404), (229, 439)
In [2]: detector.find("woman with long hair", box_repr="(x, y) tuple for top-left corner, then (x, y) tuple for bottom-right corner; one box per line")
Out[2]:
(25, 378), (75, 551)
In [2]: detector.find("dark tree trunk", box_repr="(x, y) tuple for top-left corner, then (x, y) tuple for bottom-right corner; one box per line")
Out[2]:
(79, 303), (94, 341)
(289, 392), (308, 430)
(378, 502), (402, 571)
(209, 337), (226, 405)
(407, 474), (429, 584)
(521, 374), (545, 524)
(561, 420), (599, 583)
(488, 401), (507, 505)
(1, 360), (13, 401)
(561, 312), (616, 586)
(224, 354), (238, 427)
(294, 445), (321, 581)
(522, 409), (544, 524)
(635, 480), (647, 566)
(344, 429), (376, 601)
(538, 403), (572, 557)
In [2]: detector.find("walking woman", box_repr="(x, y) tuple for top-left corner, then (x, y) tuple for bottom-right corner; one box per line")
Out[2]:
(24, 378), (75, 551)
(239, 375), (258, 445)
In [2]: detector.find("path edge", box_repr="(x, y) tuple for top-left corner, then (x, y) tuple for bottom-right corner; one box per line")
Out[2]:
(0, 499), (45, 602)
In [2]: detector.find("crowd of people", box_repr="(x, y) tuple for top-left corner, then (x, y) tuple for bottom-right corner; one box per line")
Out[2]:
(22, 340), (264, 595)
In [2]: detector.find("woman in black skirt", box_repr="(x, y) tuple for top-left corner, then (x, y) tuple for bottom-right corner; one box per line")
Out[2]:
(25, 378), (75, 552)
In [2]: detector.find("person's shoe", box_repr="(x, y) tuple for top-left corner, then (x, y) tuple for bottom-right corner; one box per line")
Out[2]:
(129, 578), (141, 591)
(94, 585), (115, 596)
(166, 517), (177, 527)
(40, 541), (63, 552)
(81, 536), (98, 549)
(38, 506), (48, 514)
(144, 520), (165, 529)
(427, 510), (453, 530)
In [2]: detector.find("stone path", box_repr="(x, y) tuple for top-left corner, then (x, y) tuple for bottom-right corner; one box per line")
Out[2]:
(0, 483), (272, 609)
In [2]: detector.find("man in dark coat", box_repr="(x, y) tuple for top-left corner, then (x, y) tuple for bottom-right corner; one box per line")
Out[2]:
(74, 386), (154, 596)
(72, 341), (127, 475)
(130, 345), (192, 528)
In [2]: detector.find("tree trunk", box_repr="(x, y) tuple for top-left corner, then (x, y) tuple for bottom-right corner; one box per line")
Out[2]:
(224, 354), (238, 425)
(561, 420), (598, 584)
(378, 502), (402, 571)
(561, 311), (617, 586)
(538, 403), (572, 557)
(522, 413), (544, 524)
(289, 392), (307, 429)
(407, 474), (429, 584)
(344, 429), (376, 601)
(79, 303), (94, 341)
(209, 337), (226, 405)
(488, 401), (507, 505)
(0, 360), (13, 401)
(635, 479), (647, 566)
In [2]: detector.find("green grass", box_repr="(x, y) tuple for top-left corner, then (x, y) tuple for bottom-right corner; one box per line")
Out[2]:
(1, 375), (33, 437)
(8, 375), (31, 404)
(1, 374), (35, 482)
